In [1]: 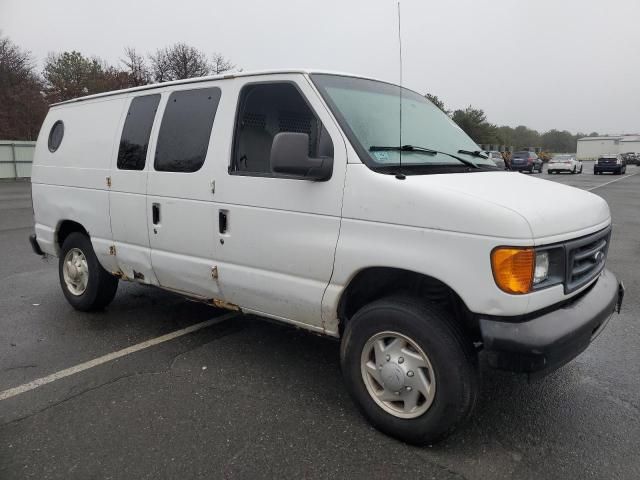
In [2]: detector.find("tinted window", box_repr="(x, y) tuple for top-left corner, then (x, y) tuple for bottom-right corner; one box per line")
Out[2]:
(231, 82), (333, 175)
(48, 120), (64, 152)
(154, 87), (221, 173)
(117, 94), (160, 170)
(512, 152), (529, 158)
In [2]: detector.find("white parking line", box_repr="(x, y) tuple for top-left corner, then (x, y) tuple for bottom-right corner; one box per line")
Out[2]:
(0, 312), (238, 402)
(587, 171), (639, 191)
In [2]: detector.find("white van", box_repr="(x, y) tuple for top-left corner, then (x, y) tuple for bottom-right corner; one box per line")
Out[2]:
(30, 70), (624, 444)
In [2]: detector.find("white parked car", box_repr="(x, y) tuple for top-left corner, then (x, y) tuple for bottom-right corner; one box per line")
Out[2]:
(29, 70), (624, 445)
(485, 150), (506, 169)
(548, 154), (583, 174)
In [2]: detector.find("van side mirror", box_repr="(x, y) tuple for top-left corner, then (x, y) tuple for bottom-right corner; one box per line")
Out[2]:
(270, 132), (333, 181)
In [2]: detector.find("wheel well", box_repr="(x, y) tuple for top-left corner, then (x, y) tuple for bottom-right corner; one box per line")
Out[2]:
(337, 267), (479, 339)
(56, 220), (88, 249)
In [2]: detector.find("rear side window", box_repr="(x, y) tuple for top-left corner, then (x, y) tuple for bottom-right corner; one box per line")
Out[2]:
(154, 87), (221, 173)
(48, 120), (64, 152)
(117, 94), (160, 170)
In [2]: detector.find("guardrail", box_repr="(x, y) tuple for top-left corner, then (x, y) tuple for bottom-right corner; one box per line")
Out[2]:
(0, 141), (35, 179)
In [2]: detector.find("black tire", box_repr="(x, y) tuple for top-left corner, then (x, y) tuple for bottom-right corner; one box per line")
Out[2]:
(572, 166), (576, 174)
(340, 296), (478, 445)
(59, 232), (118, 311)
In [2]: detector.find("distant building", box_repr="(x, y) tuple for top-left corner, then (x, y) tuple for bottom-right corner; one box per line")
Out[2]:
(576, 135), (640, 160)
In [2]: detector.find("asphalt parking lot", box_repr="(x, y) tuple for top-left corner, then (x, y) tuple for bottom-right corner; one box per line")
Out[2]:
(1, 161), (639, 479)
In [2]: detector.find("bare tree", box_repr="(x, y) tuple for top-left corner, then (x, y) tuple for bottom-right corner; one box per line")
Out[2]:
(148, 48), (170, 82)
(149, 43), (210, 82)
(210, 52), (235, 75)
(121, 47), (150, 86)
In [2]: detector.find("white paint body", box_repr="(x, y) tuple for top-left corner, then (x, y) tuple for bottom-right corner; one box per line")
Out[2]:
(31, 70), (612, 337)
(548, 155), (582, 173)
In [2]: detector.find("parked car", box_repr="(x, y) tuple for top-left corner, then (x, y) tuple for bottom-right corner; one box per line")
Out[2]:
(29, 70), (623, 445)
(548, 154), (583, 174)
(622, 152), (639, 165)
(594, 154), (626, 175)
(485, 150), (507, 169)
(510, 151), (543, 173)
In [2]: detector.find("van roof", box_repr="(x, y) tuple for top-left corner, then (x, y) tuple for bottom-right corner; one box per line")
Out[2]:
(50, 69), (412, 107)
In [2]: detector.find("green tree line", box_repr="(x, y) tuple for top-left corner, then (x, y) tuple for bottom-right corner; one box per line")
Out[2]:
(426, 94), (600, 153)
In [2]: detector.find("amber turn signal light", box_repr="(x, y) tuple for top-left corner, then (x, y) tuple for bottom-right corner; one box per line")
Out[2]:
(491, 247), (535, 294)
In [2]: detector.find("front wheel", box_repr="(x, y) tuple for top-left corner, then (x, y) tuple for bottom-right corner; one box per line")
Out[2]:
(340, 297), (478, 445)
(59, 232), (118, 311)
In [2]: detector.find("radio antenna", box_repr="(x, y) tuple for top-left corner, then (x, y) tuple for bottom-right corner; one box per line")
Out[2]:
(396, 1), (405, 179)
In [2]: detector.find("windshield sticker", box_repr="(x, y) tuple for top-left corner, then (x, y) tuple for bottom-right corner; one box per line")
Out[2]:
(373, 151), (390, 161)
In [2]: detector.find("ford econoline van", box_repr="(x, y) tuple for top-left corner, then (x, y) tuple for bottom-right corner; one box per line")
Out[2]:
(29, 70), (624, 444)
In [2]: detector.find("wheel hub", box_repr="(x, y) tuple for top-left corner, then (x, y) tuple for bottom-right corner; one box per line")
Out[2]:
(360, 331), (436, 419)
(380, 362), (405, 392)
(62, 248), (89, 296)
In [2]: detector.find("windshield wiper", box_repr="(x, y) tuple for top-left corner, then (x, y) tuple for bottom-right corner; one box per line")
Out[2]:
(457, 149), (488, 159)
(369, 145), (479, 169)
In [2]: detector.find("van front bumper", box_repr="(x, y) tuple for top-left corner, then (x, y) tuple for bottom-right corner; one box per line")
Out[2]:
(479, 269), (623, 377)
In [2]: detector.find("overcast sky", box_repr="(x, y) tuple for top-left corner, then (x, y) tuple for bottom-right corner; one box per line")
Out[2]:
(2, 0), (639, 134)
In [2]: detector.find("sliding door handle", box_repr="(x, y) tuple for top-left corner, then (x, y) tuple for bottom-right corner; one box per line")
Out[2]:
(152, 203), (160, 225)
(219, 210), (228, 234)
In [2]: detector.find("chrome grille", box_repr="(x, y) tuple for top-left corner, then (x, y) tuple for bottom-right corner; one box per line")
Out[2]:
(565, 227), (611, 293)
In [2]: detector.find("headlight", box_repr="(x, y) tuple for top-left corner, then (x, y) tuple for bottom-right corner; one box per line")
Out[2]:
(491, 247), (563, 294)
(533, 251), (549, 284)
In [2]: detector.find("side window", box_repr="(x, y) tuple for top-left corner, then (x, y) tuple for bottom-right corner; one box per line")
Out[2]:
(231, 82), (334, 175)
(117, 94), (160, 170)
(48, 120), (64, 152)
(155, 87), (221, 173)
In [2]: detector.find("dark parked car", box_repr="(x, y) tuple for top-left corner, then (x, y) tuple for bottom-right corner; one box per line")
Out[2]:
(510, 151), (543, 173)
(622, 152), (639, 165)
(594, 154), (626, 175)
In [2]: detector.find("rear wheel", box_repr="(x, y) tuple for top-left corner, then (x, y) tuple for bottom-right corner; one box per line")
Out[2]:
(59, 232), (118, 311)
(340, 297), (478, 445)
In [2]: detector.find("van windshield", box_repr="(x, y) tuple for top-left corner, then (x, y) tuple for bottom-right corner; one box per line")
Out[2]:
(311, 74), (496, 172)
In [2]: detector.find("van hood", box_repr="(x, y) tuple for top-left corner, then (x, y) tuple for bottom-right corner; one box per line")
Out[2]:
(431, 171), (611, 239)
(343, 167), (611, 241)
